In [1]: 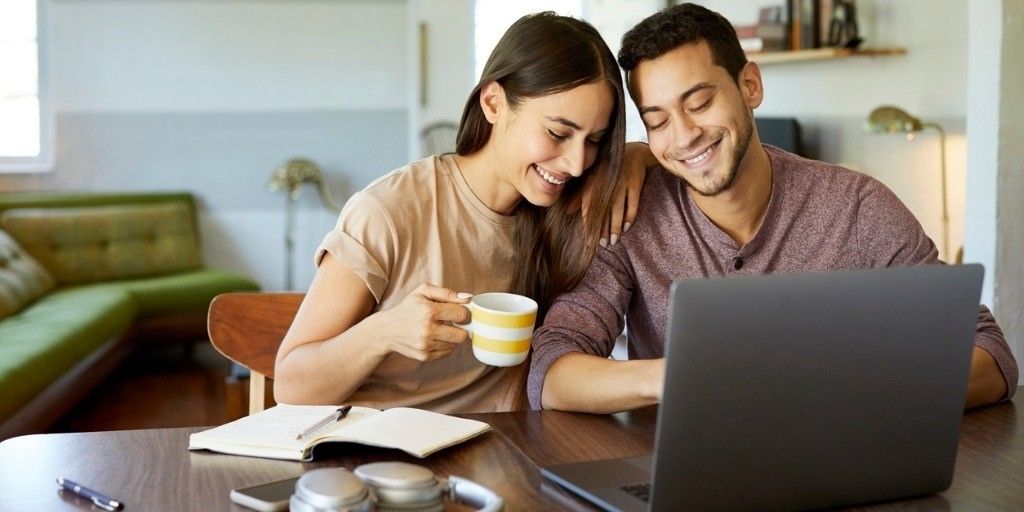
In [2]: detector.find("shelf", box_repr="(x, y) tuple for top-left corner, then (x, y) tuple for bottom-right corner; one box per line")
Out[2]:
(748, 47), (906, 65)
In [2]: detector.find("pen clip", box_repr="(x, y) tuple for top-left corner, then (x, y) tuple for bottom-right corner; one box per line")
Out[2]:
(92, 496), (118, 512)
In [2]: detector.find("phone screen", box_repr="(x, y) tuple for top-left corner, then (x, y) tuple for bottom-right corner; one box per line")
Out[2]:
(230, 477), (299, 512)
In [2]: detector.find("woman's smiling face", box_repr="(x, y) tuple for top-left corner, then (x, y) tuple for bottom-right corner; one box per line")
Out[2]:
(486, 80), (614, 211)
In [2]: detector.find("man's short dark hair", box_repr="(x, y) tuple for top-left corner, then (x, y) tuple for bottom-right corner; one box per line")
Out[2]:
(618, 3), (748, 88)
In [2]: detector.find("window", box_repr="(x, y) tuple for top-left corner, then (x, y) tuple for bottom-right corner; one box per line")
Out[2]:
(0, 0), (52, 172)
(473, 0), (582, 82)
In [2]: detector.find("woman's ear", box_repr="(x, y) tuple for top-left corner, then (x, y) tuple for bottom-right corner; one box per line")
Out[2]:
(479, 81), (507, 124)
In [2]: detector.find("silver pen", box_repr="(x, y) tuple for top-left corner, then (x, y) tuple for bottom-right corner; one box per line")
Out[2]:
(57, 477), (124, 511)
(295, 405), (352, 440)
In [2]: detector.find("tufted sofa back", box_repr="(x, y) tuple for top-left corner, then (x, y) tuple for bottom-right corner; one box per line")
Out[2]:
(0, 192), (202, 286)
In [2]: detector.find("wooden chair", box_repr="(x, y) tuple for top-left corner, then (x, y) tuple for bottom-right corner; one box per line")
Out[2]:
(207, 292), (304, 414)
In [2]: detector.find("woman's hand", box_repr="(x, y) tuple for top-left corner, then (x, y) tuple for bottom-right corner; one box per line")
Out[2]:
(585, 142), (657, 246)
(274, 253), (475, 405)
(369, 283), (473, 361)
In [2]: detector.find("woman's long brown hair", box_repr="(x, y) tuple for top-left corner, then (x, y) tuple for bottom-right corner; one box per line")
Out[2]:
(455, 12), (626, 317)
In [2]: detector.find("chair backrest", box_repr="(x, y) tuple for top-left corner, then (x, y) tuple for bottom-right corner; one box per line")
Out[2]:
(419, 120), (459, 156)
(208, 292), (304, 414)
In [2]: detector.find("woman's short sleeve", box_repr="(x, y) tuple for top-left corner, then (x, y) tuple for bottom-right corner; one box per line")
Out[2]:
(315, 191), (396, 302)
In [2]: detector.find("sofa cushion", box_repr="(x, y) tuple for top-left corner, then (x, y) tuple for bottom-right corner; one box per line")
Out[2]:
(96, 268), (261, 317)
(0, 230), (56, 320)
(0, 286), (136, 420)
(0, 202), (202, 285)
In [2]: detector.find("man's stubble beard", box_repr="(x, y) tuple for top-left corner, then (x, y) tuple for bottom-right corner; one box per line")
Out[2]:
(687, 110), (754, 198)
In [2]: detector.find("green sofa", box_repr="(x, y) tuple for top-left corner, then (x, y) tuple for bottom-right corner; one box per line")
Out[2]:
(0, 192), (259, 439)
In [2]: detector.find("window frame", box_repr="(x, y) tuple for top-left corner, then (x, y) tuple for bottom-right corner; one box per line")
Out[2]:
(0, 0), (53, 173)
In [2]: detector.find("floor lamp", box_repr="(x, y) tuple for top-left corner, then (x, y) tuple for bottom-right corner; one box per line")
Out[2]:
(268, 158), (341, 290)
(864, 106), (951, 261)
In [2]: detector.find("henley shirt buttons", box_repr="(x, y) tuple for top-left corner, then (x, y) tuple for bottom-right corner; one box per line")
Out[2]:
(732, 256), (744, 270)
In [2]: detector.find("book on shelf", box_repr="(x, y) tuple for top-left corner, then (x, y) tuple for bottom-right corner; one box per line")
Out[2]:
(188, 404), (491, 461)
(789, 0), (834, 50)
(736, 22), (790, 53)
(740, 37), (789, 53)
(819, 0), (834, 47)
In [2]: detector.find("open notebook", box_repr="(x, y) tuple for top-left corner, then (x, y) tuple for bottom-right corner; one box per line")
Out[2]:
(188, 404), (491, 461)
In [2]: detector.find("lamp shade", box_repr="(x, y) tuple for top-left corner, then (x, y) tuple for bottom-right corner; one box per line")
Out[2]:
(864, 106), (924, 134)
(863, 104), (953, 262)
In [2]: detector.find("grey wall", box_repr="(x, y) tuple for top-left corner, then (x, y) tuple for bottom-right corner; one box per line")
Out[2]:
(2, 111), (407, 209)
(1, 0), (411, 291)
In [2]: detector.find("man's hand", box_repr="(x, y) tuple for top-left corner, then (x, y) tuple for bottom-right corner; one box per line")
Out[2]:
(965, 346), (1008, 409)
(583, 142), (656, 246)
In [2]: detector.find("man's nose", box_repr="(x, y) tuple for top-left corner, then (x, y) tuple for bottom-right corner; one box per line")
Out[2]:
(671, 114), (703, 150)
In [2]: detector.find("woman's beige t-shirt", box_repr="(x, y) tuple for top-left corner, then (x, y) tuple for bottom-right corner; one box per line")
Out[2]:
(315, 154), (527, 413)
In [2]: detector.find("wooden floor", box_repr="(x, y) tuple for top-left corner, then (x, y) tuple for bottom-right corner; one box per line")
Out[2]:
(49, 342), (250, 433)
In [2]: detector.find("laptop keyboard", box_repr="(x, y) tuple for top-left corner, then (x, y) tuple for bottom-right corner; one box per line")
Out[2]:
(620, 483), (651, 502)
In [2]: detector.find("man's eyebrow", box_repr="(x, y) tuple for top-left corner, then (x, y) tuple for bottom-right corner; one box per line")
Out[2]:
(546, 116), (582, 130)
(638, 82), (715, 116)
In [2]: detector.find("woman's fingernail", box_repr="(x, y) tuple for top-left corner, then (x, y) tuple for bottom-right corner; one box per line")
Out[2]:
(457, 292), (473, 300)
(599, 238), (608, 247)
(624, 222), (631, 232)
(610, 234), (619, 246)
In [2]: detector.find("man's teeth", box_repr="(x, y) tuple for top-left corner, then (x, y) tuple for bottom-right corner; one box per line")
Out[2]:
(685, 144), (715, 165)
(536, 166), (566, 185)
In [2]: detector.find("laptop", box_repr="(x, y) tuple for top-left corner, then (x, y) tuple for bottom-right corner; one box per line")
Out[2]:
(542, 264), (983, 512)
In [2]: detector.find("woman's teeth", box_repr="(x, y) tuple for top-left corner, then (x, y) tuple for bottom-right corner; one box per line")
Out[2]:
(536, 166), (566, 185)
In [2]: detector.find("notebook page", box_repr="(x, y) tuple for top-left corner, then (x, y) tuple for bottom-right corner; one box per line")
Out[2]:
(194, 404), (379, 450)
(336, 407), (490, 457)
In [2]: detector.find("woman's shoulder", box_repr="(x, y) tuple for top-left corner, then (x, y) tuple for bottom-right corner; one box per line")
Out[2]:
(360, 155), (447, 204)
(339, 155), (452, 232)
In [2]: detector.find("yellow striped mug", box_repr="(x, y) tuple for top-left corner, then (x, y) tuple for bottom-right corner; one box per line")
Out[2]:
(464, 292), (537, 367)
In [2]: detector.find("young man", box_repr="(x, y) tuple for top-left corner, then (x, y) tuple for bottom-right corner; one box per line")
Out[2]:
(527, 3), (1017, 413)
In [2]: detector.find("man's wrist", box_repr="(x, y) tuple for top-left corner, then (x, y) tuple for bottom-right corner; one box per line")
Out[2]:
(642, 358), (666, 401)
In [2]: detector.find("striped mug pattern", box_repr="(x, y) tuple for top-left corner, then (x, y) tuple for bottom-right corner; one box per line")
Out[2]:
(466, 292), (537, 367)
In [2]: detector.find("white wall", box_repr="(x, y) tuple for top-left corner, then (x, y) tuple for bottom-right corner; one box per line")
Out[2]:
(52, 0), (407, 112)
(582, 0), (666, 141)
(965, 1), (1002, 309)
(709, 0), (967, 118)
(406, 0), (475, 159)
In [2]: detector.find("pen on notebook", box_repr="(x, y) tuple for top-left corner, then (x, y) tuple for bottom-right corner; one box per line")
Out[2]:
(56, 477), (124, 511)
(295, 405), (352, 440)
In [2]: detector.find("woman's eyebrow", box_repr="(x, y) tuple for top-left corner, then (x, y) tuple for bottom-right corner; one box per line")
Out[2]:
(547, 116), (582, 130)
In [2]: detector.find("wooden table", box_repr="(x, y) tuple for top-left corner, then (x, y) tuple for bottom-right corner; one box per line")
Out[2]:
(1, 388), (1020, 511)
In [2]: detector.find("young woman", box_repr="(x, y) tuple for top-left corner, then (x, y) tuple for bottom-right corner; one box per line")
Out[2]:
(273, 12), (638, 413)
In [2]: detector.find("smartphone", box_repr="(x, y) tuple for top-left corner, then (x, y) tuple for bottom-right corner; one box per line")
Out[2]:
(229, 476), (299, 512)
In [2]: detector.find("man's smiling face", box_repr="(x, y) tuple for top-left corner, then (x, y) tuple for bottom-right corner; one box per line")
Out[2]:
(631, 41), (761, 197)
